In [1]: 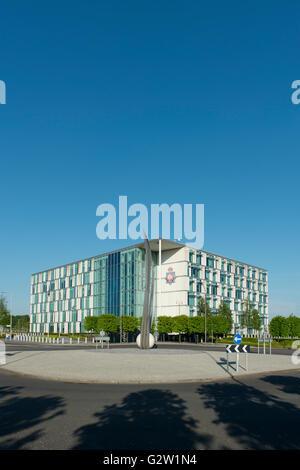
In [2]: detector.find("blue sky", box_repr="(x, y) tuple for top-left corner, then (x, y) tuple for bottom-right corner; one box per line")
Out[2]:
(0, 1), (299, 317)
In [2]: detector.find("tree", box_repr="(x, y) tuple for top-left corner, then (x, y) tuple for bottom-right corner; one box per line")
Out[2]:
(209, 314), (231, 337)
(217, 300), (233, 335)
(12, 315), (30, 332)
(121, 315), (138, 342)
(287, 315), (300, 338)
(157, 316), (174, 341)
(150, 319), (157, 334)
(84, 316), (99, 333)
(197, 297), (211, 316)
(269, 316), (290, 337)
(98, 314), (120, 333)
(250, 309), (261, 333)
(188, 316), (204, 343)
(240, 298), (253, 335)
(0, 296), (10, 329)
(197, 296), (211, 340)
(172, 315), (189, 343)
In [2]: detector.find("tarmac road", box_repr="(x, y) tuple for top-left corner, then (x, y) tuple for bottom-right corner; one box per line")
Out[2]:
(0, 367), (299, 450)
(4, 341), (293, 355)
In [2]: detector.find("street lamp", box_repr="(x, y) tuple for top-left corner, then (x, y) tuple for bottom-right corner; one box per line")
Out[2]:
(120, 312), (122, 344)
(204, 294), (207, 343)
(176, 301), (183, 315)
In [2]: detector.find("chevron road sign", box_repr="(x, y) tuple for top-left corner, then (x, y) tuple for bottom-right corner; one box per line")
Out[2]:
(226, 344), (250, 353)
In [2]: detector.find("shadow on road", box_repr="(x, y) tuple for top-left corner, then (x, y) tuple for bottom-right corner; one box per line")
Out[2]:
(261, 373), (300, 395)
(197, 374), (300, 449)
(73, 388), (212, 450)
(0, 385), (65, 449)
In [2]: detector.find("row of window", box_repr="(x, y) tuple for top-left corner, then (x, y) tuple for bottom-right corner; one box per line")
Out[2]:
(189, 251), (267, 281)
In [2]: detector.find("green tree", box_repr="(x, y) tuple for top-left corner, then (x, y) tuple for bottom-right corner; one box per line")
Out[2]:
(240, 298), (253, 335)
(206, 315), (228, 340)
(269, 316), (289, 337)
(98, 314), (120, 334)
(217, 300), (233, 335)
(172, 315), (189, 343)
(188, 316), (205, 343)
(150, 319), (157, 334)
(84, 316), (99, 333)
(197, 296), (211, 316)
(121, 315), (138, 342)
(12, 315), (30, 332)
(250, 309), (261, 333)
(287, 315), (300, 338)
(157, 316), (174, 341)
(0, 296), (10, 329)
(197, 296), (211, 339)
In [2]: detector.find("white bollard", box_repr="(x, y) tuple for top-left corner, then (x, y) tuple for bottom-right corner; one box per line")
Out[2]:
(62, 337), (64, 345)
(85, 337), (87, 344)
(78, 338), (80, 344)
(70, 338), (72, 345)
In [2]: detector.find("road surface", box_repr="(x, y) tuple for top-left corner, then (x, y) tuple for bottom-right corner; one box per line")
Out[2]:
(0, 368), (299, 449)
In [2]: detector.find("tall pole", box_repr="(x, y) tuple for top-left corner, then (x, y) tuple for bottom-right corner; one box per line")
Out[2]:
(159, 238), (162, 319)
(204, 294), (207, 343)
(10, 294), (13, 338)
(120, 312), (122, 344)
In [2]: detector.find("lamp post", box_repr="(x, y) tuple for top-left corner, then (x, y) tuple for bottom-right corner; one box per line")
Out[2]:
(176, 301), (183, 315)
(10, 294), (13, 338)
(204, 294), (207, 343)
(120, 312), (123, 344)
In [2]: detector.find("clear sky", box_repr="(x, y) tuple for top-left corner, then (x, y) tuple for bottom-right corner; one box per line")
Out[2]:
(0, 1), (299, 317)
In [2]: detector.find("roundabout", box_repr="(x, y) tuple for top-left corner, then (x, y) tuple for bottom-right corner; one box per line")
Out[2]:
(1, 345), (299, 384)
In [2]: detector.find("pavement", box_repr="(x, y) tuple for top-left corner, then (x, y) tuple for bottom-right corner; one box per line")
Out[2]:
(1, 345), (299, 383)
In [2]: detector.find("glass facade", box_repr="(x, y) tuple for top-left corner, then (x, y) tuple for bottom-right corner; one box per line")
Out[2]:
(30, 247), (157, 334)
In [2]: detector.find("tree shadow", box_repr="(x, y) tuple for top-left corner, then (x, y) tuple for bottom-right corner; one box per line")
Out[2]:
(0, 384), (65, 449)
(261, 373), (300, 396)
(73, 388), (212, 450)
(0, 385), (23, 399)
(197, 376), (300, 449)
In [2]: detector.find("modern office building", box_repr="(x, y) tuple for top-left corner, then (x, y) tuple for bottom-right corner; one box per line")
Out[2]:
(30, 239), (268, 335)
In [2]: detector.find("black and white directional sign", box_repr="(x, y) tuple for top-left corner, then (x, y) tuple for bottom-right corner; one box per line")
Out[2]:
(226, 344), (250, 353)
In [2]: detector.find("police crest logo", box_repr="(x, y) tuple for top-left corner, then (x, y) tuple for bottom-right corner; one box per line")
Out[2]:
(166, 267), (176, 284)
